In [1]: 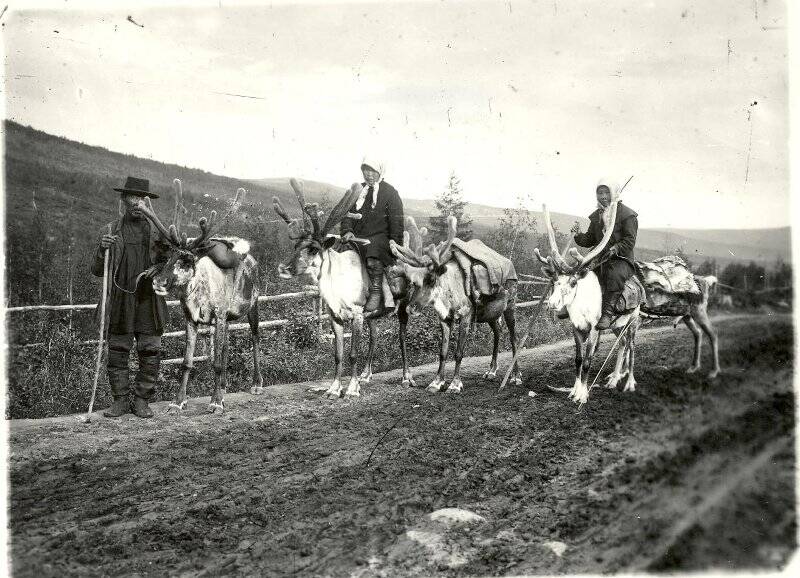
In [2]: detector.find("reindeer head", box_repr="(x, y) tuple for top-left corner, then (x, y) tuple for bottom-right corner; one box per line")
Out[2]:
(534, 201), (618, 314)
(274, 178), (363, 280)
(385, 216), (429, 298)
(391, 215), (457, 316)
(136, 179), (245, 295)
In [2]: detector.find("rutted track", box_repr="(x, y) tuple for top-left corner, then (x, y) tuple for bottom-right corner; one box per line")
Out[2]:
(7, 314), (795, 576)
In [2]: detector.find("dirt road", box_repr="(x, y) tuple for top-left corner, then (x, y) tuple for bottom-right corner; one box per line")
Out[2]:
(7, 314), (795, 576)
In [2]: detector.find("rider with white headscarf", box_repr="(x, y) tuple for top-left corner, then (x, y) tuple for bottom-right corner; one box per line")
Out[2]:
(340, 157), (405, 318)
(573, 177), (639, 330)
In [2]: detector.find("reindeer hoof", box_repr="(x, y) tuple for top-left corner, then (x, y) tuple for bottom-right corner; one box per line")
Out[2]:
(402, 376), (417, 388)
(426, 380), (444, 393)
(358, 373), (373, 384)
(167, 401), (187, 414)
(707, 369), (720, 379)
(446, 380), (464, 394)
(483, 369), (497, 380)
(250, 386), (264, 395)
(623, 380), (637, 393)
(309, 383), (331, 393)
(512, 375), (523, 386)
(208, 402), (224, 414)
(686, 366), (700, 375)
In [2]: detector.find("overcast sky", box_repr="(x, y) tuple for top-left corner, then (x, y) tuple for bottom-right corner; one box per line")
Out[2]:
(2, 0), (789, 229)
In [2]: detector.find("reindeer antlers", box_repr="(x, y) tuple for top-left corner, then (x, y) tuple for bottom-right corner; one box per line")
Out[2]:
(321, 182), (363, 237)
(272, 196), (306, 240)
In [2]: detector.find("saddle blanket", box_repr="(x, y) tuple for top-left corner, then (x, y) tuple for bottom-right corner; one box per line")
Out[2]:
(616, 275), (646, 313)
(636, 256), (701, 298)
(450, 238), (517, 298)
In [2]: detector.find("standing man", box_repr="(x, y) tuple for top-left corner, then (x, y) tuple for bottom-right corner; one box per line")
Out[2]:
(573, 178), (639, 330)
(92, 176), (169, 418)
(340, 158), (404, 318)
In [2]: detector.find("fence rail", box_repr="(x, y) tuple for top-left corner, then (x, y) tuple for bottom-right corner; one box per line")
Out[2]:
(5, 281), (546, 364)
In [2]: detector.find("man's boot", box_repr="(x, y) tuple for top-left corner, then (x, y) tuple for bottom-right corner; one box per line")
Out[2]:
(131, 396), (154, 419)
(132, 336), (160, 419)
(103, 345), (131, 418)
(103, 396), (130, 418)
(364, 258), (384, 319)
(596, 291), (621, 330)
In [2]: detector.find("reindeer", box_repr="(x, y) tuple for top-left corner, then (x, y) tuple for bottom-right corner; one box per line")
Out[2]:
(136, 179), (263, 413)
(534, 201), (642, 404)
(391, 216), (523, 394)
(638, 265), (720, 378)
(273, 179), (418, 398)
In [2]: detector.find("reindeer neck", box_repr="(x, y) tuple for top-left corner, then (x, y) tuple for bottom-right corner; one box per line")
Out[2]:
(434, 262), (471, 319)
(315, 248), (365, 319)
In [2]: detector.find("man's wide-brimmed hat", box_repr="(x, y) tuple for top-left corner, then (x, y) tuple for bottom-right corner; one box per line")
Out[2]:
(113, 176), (159, 198)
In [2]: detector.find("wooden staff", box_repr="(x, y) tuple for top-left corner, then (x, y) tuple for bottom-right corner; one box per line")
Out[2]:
(85, 225), (111, 422)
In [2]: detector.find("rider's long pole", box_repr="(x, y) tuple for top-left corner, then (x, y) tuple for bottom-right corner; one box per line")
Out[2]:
(85, 227), (111, 422)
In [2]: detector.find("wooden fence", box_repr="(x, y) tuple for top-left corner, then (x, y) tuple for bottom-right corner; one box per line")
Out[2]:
(5, 280), (547, 366)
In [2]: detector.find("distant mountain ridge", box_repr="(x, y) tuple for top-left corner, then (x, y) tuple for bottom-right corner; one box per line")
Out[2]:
(2, 119), (789, 269)
(248, 178), (791, 265)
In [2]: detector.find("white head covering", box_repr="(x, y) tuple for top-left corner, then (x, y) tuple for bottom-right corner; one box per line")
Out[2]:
(595, 177), (621, 232)
(595, 177), (621, 200)
(361, 156), (385, 179)
(357, 156), (386, 209)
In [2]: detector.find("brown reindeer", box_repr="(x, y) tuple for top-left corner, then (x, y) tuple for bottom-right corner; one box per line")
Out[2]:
(136, 179), (263, 413)
(274, 179), (420, 397)
(535, 200), (642, 404)
(391, 216), (522, 394)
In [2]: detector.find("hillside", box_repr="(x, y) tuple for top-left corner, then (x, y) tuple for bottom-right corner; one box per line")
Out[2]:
(251, 178), (791, 265)
(3, 120), (789, 307)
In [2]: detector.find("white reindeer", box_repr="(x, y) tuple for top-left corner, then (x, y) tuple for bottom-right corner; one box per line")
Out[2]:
(273, 179), (417, 398)
(535, 201), (641, 404)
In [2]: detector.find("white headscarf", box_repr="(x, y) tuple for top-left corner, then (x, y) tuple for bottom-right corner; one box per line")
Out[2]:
(595, 177), (621, 232)
(357, 156), (386, 209)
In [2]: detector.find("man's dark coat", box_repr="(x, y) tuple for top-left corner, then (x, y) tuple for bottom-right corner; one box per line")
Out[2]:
(339, 181), (404, 266)
(91, 217), (169, 332)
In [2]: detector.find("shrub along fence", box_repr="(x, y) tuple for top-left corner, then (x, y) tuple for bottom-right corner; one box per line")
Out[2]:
(5, 280), (556, 419)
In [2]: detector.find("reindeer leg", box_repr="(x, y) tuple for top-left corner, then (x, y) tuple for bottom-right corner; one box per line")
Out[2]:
(323, 315), (345, 398)
(428, 318), (452, 393)
(623, 322), (638, 392)
(447, 313), (472, 394)
(168, 321), (197, 414)
(248, 305), (264, 395)
(604, 328), (628, 389)
(208, 317), (227, 413)
(398, 304), (416, 387)
(359, 318), (376, 384)
(574, 328), (599, 404)
(502, 306), (522, 387)
(345, 313), (364, 397)
(548, 329), (584, 396)
(695, 308), (720, 379)
(483, 319), (501, 380)
(683, 315), (702, 374)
